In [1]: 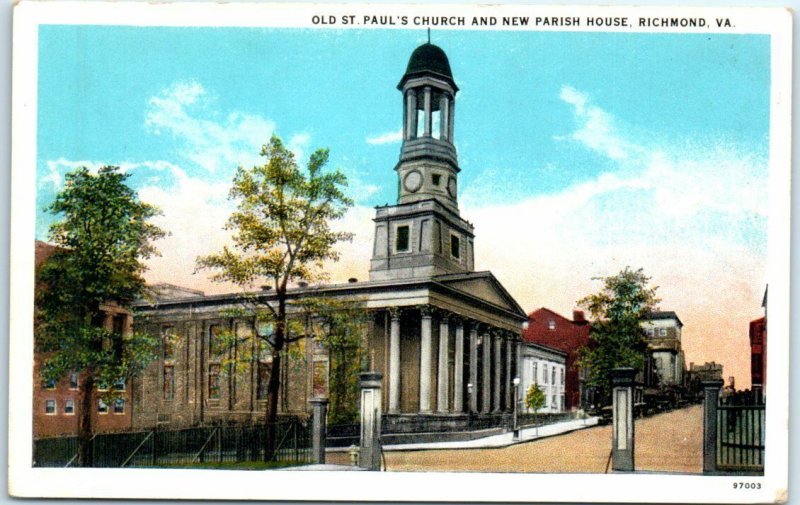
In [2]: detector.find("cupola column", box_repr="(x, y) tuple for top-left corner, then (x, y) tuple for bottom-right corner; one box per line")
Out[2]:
(405, 90), (418, 140)
(448, 97), (455, 142)
(423, 86), (433, 138)
(440, 94), (450, 141)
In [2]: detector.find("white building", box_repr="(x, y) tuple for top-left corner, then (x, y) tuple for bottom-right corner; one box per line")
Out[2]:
(519, 342), (567, 413)
(641, 311), (685, 387)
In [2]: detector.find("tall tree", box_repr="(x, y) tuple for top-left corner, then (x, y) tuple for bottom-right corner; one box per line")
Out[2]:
(577, 267), (660, 406)
(36, 166), (165, 467)
(197, 135), (353, 460)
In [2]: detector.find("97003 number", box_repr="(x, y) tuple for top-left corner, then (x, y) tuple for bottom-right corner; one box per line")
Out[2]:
(733, 483), (761, 490)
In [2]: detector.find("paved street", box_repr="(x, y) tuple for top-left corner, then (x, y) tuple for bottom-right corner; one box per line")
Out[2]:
(328, 405), (702, 473)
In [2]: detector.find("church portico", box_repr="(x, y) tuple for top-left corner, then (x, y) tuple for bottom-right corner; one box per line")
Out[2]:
(372, 301), (522, 418)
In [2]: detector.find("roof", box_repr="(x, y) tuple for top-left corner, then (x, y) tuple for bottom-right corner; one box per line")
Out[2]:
(643, 311), (683, 328)
(134, 270), (528, 329)
(522, 341), (568, 358)
(397, 43), (458, 91)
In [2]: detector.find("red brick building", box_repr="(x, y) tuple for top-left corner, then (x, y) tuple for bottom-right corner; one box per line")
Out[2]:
(750, 287), (768, 398)
(521, 308), (590, 410)
(33, 241), (134, 438)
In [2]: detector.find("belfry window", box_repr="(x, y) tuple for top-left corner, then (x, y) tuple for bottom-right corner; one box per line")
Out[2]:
(450, 233), (461, 260)
(432, 173), (441, 186)
(396, 225), (410, 253)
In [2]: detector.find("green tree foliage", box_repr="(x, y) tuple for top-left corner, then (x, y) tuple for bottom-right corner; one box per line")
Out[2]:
(305, 298), (369, 425)
(525, 383), (546, 412)
(577, 267), (660, 406)
(36, 166), (165, 467)
(197, 135), (354, 460)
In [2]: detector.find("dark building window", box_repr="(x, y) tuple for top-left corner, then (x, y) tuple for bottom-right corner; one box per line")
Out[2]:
(44, 378), (56, 390)
(432, 173), (441, 186)
(163, 365), (175, 401)
(64, 399), (75, 415)
(97, 399), (108, 414)
(113, 378), (126, 392)
(163, 327), (175, 361)
(113, 314), (126, 335)
(45, 399), (56, 415)
(450, 234), (460, 259)
(257, 362), (271, 400)
(396, 225), (410, 253)
(69, 372), (79, 390)
(114, 398), (125, 414)
(209, 325), (223, 357)
(209, 364), (221, 400)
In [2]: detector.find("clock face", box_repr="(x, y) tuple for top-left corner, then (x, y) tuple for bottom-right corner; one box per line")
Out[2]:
(447, 176), (457, 198)
(404, 170), (423, 193)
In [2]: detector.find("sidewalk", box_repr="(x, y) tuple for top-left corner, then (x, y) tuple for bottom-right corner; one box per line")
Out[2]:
(382, 416), (599, 451)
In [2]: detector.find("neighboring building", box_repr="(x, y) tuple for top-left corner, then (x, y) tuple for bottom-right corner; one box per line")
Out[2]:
(641, 311), (686, 387)
(519, 342), (567, 413)
(750, 285), (768, 398)
(687, 361), (724, 385)
(131, 43), (528, 430)
(33, 240), (134, 438)
(521, 308), (590, 410)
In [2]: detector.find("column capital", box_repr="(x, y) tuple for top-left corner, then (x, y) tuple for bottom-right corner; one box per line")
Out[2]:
(419, 305), (435, 318)
(436, 309), (453, 323)
(388, 307), (402, 320)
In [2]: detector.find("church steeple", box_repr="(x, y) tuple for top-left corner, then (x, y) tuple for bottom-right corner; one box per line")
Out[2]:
(369, 42), (474, 282)
(395, 43), (460, 211)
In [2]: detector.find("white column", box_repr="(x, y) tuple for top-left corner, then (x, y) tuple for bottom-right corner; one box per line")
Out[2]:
(493, 334), (502, 412)
(454, 320), (464, 413)
(437, 314), (450, 413)
(448, 97), (455, 142)
(423, 87), (432, 138)
(505, 335), (513, 412)
(469, 326), (478, 413)
(439, 94), (449, 141)
(419, 306), (433, 413)
(389, 308), (401, 413)
(481, 330), (491, 414)
(406, 90), (418, 139)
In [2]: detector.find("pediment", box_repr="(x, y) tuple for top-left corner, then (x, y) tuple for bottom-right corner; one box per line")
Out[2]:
(433, 272), (526, 318)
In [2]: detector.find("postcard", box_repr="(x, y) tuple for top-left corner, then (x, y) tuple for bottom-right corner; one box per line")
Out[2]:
(8, 2), (791, 502)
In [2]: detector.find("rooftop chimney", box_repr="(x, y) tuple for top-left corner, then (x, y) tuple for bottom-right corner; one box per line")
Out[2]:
(573, 310), (585, 323)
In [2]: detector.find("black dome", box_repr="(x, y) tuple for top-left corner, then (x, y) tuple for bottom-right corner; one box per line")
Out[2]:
(398, 43), (458, 91)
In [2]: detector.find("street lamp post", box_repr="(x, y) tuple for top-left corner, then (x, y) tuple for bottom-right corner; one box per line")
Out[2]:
(512, 377), (520, 441)
(467, 383), (473, 430)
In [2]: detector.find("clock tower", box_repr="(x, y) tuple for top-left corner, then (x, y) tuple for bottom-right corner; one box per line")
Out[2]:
(370, 43), (475, 281)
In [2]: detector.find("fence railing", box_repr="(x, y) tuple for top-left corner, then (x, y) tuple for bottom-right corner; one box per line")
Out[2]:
(33, 420), (312, 468)
(717, 404), (765, 472)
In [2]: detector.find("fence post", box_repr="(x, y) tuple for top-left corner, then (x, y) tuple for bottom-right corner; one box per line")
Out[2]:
(702, 379), (724, 474)
(359, 372), (383, 471)
(611, 367), (636, 472)
(309, 397), (329, 464)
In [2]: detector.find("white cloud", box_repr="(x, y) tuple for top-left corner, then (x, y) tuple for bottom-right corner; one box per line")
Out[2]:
(145, 80), (275, 172)
(366, 129), (403, 145)
(557, 85), (641, 161)
(457, 85), (768, 387)
(288, 132), (311, 162)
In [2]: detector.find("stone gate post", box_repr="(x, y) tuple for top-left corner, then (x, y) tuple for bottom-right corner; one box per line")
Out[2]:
(309, 397), (329, 464)
(702, 379), (724, 474)
(611, 367), (636, 472)
(359, 372), (383, 471)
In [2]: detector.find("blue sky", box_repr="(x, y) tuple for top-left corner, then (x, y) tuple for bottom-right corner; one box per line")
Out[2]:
(35, 26), (770, 385)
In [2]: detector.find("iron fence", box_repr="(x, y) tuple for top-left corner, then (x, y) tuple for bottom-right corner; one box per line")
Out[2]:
(33, 420), (311, 468)
(717, 404), (765, 472)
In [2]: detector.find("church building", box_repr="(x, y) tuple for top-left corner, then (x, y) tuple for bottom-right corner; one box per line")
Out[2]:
(130, 43), (527, 431)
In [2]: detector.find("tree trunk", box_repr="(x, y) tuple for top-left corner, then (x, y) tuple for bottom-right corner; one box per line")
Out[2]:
(77, 373), (95, 467)
(263, 294), (286, 461)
